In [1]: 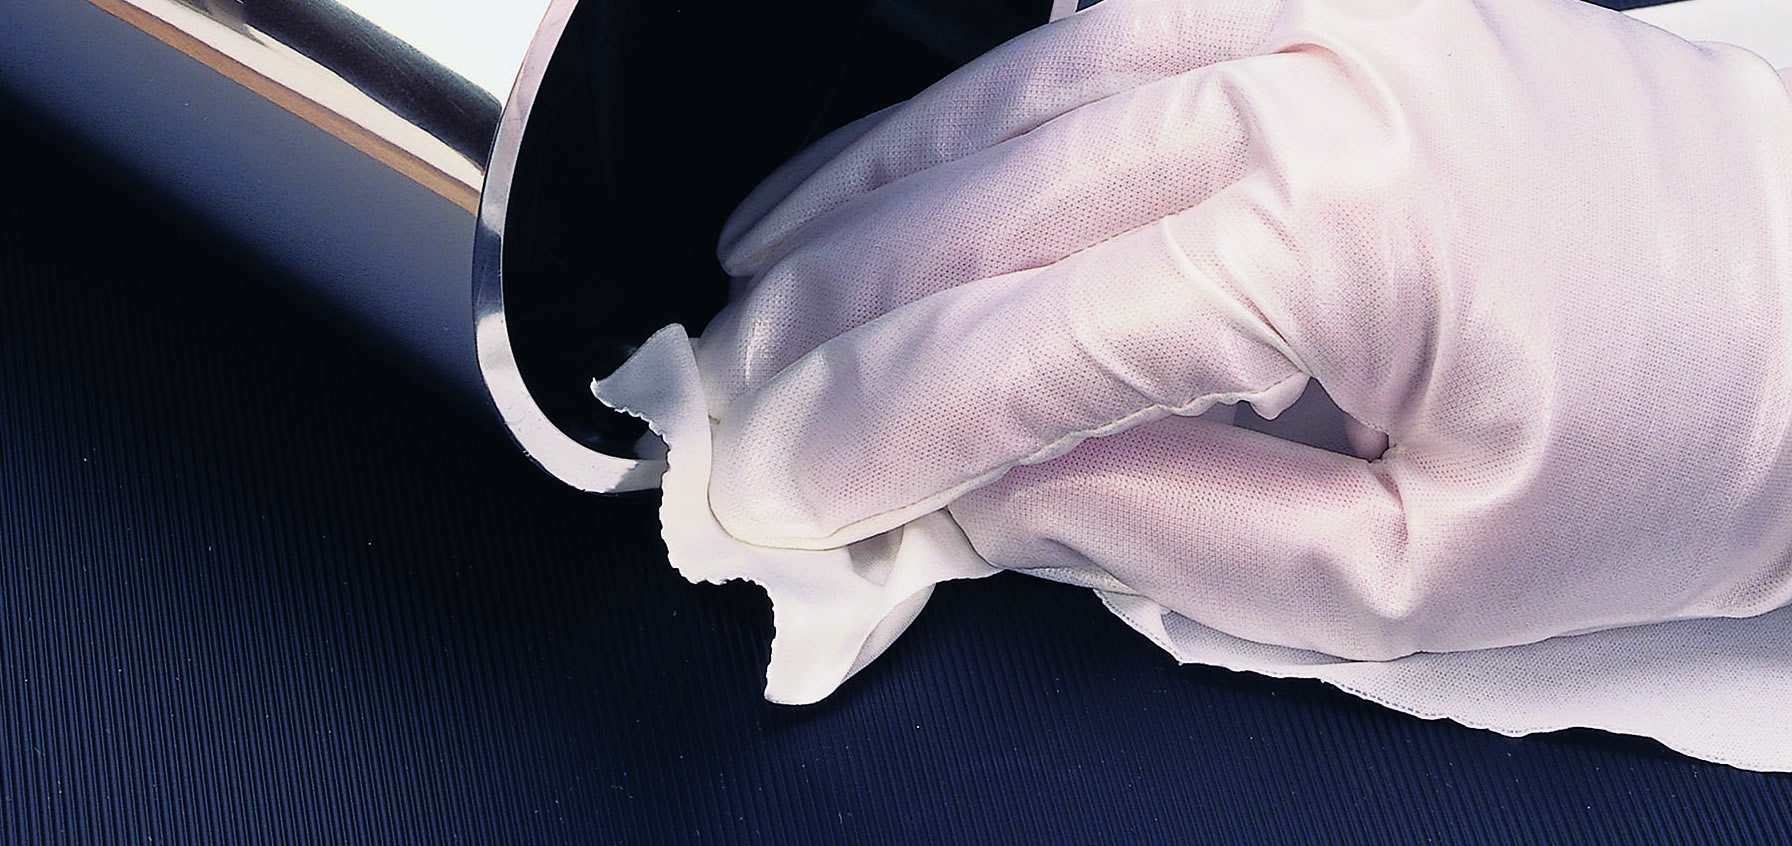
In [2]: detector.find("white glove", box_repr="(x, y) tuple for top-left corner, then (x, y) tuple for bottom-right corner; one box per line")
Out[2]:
(693, 0), (1792, 662)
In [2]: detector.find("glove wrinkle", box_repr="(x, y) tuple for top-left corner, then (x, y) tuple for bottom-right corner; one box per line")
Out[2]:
(601, 0), (1792, 771)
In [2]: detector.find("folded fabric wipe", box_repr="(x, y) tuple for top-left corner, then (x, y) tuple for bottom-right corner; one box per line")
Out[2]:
(595, 324), (1792, 772)
(593, 326), (1001, 706)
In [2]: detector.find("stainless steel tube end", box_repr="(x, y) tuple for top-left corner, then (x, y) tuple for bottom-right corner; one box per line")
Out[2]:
(473, 0), (662, 493)
(0, 0), (1020, 494)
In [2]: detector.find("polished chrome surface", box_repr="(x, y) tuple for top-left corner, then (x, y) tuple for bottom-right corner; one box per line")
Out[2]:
(0, 0), (654, 491)
(470, 0), (662, 493)
(0, 0), (480, 405)
(88, 0), (526, 212)
(0, 0), (990, 496)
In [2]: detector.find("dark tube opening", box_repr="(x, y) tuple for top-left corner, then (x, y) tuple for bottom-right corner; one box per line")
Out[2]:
(499, 0), (1044, 460)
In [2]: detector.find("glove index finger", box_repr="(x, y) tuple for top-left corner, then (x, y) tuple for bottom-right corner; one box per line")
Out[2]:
(718, 0), (1286, 278)
(707, 196), (1309, 550)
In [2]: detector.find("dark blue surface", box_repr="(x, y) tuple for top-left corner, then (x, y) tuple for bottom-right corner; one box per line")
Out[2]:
(5, 8), (1792, 842)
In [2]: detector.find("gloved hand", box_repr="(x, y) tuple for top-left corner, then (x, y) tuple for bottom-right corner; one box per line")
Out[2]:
(693, 0), (1792, 661)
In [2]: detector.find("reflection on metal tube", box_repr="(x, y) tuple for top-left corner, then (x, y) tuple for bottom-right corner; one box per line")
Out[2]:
(66, 0), (656, 490)
(0, 0), (1034, 494)
(91, 0), (493, 212)
(469, 0), (663, 492)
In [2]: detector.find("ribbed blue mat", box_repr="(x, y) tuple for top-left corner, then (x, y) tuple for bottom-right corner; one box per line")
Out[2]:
(4, 4), (1790, 840)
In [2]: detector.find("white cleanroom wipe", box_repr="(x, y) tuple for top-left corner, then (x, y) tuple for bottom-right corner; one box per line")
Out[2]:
(591, 325), (1000, 705)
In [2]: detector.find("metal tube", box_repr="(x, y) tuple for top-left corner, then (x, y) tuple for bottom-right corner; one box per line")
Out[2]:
(0, 0), (663, 490)
(0, 0), (1087, 493)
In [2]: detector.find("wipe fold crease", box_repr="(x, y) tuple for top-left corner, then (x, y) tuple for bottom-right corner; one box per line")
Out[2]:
(592, 325), (1001, 705)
